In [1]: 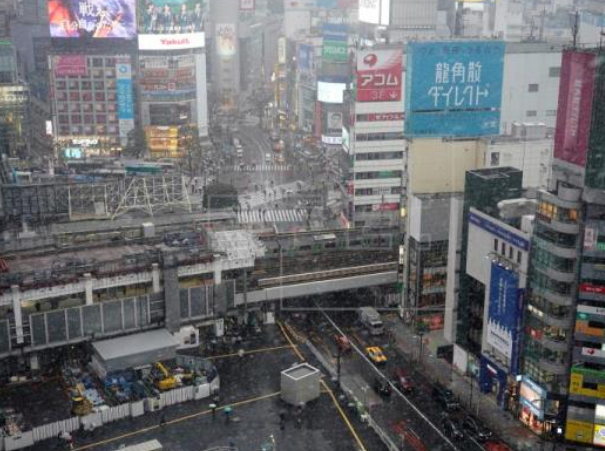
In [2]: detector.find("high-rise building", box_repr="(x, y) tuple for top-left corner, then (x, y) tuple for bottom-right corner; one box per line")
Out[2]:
(345, 45), (405, 228)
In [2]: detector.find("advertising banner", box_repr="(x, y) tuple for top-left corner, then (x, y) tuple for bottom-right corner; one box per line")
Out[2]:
(358, 0), (389, 25)
(216, 23), (236, 57)
(487, 263), (521, 362)
(298, 43), (313, 71)
(240, 0), (254, 10)
(327, 111), (343, 131)
(138, 0), (206, 34)
(138, 32), (205, 50)
(54, 55), (87, 76)
(469, 211), (530, 251)
(317, 79), (347, 104)
(323, 39), (347, 63)
(48, 0), (137, 39)
(356, 49), (402, 102)
(321, 135), (342, 145)
(116, 61), (134, 140)
(278, 37), (287, 65)
(554, 50), (596, 167)
(405, 41), (504, 137)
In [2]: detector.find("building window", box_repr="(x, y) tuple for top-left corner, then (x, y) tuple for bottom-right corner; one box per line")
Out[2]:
(526, 110), (537, 117)
(494, 239), (498, 252)
(517, 250), (522, 264)
(528, 84), (539, 92)
(546, 110), (557, 117)
(501, 242), (506, 255)
(490, 152), (500, 166)
(509, 246), (514, 259)
(549, 67), (561, 77)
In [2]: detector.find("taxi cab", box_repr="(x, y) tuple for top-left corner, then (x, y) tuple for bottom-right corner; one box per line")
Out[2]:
(366, 346), (388, 366)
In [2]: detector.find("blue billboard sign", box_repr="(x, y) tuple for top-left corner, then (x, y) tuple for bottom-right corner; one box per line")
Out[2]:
(405, 41), (505, 137)
(487, 263), (522, 373)
(116, 63), (134, 120)
(298, 43), (313, 71)
(469, 211), (530, 251)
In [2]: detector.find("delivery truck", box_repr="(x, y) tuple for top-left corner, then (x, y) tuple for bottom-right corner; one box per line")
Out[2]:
(358, 307), (384, 336)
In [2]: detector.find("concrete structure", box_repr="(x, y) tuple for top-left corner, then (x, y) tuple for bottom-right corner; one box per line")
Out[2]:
(280, 363), (320, 406)
(482, 125), (554, 191)
(500, 43), (563, 134)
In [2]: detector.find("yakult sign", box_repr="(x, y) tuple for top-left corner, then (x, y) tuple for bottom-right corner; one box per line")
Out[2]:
(405, 41), (504, 138)
(138, 32), (205, 50)
(356, 49), (402, 102)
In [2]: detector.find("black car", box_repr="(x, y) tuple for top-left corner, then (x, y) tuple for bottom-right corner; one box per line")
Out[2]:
(441, 414), (464, 441)
(462, 416), (493, 442)
(432, 386), (460, 412)
(374, 377), (392, 397)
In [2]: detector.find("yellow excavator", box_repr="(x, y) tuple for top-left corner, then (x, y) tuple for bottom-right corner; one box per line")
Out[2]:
(154, 362), (177, 391)
(70, 384), (93, 416)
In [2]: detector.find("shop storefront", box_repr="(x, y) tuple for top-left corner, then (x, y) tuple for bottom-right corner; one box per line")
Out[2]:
(518, 375), (547, 435)
(479, 355), (508, 406)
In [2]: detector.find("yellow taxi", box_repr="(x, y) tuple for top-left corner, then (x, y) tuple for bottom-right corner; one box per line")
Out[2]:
(366, 346), (388, 365)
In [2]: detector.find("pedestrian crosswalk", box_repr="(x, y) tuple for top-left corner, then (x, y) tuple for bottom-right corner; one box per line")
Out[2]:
(238, 181), (308, 209)
(231, 164), (293, 172)
(237, 209), (305, 224)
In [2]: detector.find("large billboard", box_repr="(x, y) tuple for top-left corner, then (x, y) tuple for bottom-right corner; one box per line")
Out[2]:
(487, 263), (522, 364)
(405, 41), (504, 138)
(53, 55), (87, 76)
(358, 0), (390, 25)
(356, 49), (402, 102)
(138, 0), (206, 34)
(216, 23), (236, 57)
(554, 50), (596, 167)
(317, 79), (346, 104)
(48, 0), (136, 39)
(138, 32), (205, 50)
(139, 53), (196, 97)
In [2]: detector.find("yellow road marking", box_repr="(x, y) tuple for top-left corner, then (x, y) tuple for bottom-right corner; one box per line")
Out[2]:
(205, 345), (293, 360)
(277, 320), (367, 451)
(73, 391), (280, 451)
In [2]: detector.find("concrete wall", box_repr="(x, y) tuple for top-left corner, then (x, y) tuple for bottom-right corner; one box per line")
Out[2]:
(407, 138), (485, 195)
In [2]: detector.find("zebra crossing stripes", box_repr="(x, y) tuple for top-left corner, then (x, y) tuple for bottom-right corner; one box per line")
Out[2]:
(237, 209), (305, 224)
(232, 164), (293, 172)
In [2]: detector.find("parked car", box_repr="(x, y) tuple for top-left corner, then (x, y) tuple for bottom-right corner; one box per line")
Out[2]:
(432, 385), (460, 412)
(366, 346), (388, 366)
(441, 413), (464, 441)
(334, 335), (352, 353)
(462, 415), (493, 442)
(392, 368), (414, 394)
(374, 377), (391, 397)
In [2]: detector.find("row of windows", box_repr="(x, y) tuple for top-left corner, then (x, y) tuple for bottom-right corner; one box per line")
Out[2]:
(535, 224), (577, 248)
(533, 247), (575, 273)
(57, 114), (118, 125)
(55, 92), (117, 102)
(355, 131), (404, 142)
(57, 103), (117, 113)
(531, 271), (572, 296)
(355, 186), (401, 196)
(56, 80), (116, 90)
(55, 68), (119, 80)
(355, 170), (402, 180)
(538, 201), (579, 223)
(355, 151), (404, 161)
(354, 203), (400, 213)
(493, 238), (524, 264)
(58, 125), (119, 136)
(526, 110), (558, 117)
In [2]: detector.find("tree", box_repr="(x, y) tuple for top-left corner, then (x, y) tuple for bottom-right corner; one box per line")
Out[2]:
(124, 127), (148, 158)
(203, 183), (239, 210)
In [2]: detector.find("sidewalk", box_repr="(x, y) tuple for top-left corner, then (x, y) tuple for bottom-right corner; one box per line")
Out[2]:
(383, 317), (542, 451)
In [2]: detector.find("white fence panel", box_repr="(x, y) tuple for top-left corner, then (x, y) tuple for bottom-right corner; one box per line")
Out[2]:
(32, 416), (80, 443)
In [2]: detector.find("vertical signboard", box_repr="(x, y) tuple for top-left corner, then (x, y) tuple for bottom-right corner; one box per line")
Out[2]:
(322, 23), (348, 63)
(277, 37), (287, 65)
(405, 41), (504, 137)
(487, 263), (521, 366)
(116, 61), (134, 143)
(356, 49), (402, 102)
(585, 55), (605, 189)
(298, 43), (313, 71)
(554, 50), (596, 167)
(216, 23), (236, 57)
